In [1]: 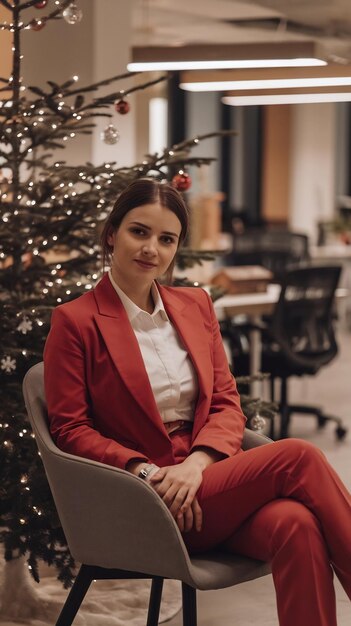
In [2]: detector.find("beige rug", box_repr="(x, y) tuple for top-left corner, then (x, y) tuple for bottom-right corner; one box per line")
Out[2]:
(0, 556), (182, 626)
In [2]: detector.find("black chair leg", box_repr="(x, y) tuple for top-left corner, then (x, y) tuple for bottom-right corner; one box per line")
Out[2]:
(56, 565), (92, 626)
(280, 407), (290, 439)
(287, 404), (348, 440)
(279, 378), (290, 439)
(146, 577), (164, 626)
(269, 416), (276, 440)
(182, 583), (197, 626)
(270, 376), (275, 402)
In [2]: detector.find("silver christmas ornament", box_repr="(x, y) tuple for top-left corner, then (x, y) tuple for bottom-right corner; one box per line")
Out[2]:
(250, 412), (267, 432)
(63, 3), (83, 24)
(101, 124), (120, 145)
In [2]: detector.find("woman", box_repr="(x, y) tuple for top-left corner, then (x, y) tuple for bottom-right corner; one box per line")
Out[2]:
(44, 178), (351, 626)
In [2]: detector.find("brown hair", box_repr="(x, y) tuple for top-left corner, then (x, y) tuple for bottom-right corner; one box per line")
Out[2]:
(100, 178), (189, 283)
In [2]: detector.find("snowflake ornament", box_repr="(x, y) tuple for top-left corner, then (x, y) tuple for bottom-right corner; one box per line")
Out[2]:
(17, 316), (33, 335)
(1, 356), (17, 373)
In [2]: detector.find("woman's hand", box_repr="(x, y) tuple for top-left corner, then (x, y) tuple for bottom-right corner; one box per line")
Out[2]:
(175, 497), (203, 532)
(149, 457), (203, 520)
(149, 448), (220, 532)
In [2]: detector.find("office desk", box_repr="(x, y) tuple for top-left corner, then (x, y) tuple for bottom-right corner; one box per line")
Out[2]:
(214, 284), (280, 319)
(213, 285), (279, 390)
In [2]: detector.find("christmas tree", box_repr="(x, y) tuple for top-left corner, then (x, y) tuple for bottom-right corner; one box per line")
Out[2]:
(1, 0), (247, 601)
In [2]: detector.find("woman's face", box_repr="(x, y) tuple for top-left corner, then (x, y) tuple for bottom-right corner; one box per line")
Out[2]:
(107, 202), (182, 288)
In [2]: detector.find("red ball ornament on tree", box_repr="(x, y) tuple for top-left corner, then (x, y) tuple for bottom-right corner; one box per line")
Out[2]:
(30, 18), (46, 30)
(172, 172), (192, 192)
(114, 99), (130, 115)
(34, 0), (48, 8)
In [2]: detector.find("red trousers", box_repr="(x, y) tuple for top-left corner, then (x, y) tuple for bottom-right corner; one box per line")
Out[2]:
(171, 432), (351, 626)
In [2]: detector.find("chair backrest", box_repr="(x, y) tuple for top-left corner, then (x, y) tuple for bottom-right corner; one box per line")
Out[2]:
(270, 265), (341, 371)
(22, 362), (195, 582)
(224, 229), (310, 279)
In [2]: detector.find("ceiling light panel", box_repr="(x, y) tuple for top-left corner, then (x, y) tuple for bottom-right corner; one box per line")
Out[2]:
(129, 41), (326, 72)
(222, 92), (351, 105)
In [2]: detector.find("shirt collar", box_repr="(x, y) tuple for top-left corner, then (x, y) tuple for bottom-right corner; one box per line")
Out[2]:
(108, 271), (169, 322)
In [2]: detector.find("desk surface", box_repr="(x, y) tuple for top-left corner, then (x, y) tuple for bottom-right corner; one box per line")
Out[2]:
(213, 284), (280, 317)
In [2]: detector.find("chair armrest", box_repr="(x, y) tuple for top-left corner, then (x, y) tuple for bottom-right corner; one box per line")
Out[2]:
(242, 427), (272, 449)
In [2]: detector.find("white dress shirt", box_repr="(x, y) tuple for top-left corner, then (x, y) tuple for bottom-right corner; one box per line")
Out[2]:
(108, 272), (198, 425)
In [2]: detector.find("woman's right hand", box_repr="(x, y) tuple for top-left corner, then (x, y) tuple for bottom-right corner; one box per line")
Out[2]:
(126, 459), (203, 532)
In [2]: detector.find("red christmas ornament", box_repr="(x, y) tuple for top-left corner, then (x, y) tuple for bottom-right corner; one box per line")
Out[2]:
(114, 99), (130, 115)
(340, 232), (351, 245)
(34, 0), (48, 8)
(172, 172), (192, 192)
(30, 18), (46, 30)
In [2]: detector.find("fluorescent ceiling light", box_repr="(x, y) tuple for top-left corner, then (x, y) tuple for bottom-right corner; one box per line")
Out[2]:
(128, 58), (326, 71)
(129, 42), (326, 73)
(180, 76), (351, 92)
(222, 92), (351, 106)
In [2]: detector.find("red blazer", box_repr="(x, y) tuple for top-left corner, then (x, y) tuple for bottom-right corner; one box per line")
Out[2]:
(44, 273), (246, 469)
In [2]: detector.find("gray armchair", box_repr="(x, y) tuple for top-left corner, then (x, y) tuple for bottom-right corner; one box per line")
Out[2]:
(23, 362), (271, 626)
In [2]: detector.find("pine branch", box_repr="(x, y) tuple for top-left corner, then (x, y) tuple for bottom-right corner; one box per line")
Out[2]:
(21, 0), (72, 27)
(177, 248), (223, 270)
(15, 73), (169, 157)
(150, 130), (237, 172)
(172, 130), (238, 153)
(60, 71), (139, 98)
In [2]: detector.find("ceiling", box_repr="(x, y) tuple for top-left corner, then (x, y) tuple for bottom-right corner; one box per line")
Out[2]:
(132, 0), (351, 64)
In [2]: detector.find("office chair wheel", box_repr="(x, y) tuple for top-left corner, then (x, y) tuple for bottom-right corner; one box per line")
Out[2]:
(335, 425), (348, 440)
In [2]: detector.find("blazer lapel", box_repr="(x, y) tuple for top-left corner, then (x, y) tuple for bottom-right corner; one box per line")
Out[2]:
(93, 275), (165, 431)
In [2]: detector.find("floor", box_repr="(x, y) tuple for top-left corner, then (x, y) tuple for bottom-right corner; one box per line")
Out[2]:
(168, 321), (351, 626)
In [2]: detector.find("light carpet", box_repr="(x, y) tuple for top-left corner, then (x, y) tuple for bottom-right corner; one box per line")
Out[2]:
(0, 556), (182, 626)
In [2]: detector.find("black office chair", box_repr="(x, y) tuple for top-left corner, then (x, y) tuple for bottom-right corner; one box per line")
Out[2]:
(223, 229), (310, 281)
(227, 265), (348, 440)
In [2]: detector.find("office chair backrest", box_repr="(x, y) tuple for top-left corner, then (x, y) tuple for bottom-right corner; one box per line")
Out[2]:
(270, 265), (342, 371)
(225, 229), (310, 279)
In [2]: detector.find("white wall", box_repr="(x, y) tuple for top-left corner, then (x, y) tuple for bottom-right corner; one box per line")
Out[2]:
(21, 0), (136, 167)
(91, 0), (136, 167)
(289, 103), (337, 242)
